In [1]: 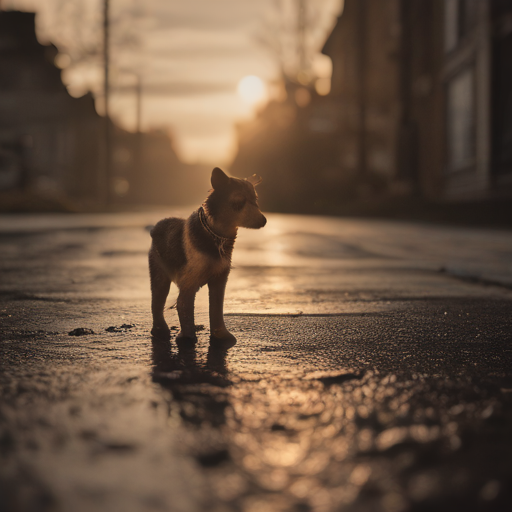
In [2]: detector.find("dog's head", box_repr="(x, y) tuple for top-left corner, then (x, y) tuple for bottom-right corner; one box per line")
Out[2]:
(206, 167), (267, 230)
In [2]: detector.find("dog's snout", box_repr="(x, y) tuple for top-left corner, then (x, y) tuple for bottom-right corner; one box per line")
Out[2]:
(240, 208), (267, 230)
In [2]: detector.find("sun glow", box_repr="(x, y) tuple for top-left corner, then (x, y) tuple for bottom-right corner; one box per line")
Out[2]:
(237, 75), (267, 106)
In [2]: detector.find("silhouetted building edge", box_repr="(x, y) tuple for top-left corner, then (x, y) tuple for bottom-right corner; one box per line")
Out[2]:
(0, 10), (212, 211)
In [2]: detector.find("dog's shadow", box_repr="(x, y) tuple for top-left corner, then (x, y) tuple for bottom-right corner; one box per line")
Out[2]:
(151, 333), (236, 389)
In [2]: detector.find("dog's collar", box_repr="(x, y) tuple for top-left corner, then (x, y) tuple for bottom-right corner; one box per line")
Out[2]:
(198, 206), (236, 244)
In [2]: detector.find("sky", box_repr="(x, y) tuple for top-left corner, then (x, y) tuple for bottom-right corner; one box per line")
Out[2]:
(4, 0), (343, 165)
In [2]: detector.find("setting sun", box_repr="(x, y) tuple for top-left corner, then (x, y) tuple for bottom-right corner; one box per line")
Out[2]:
(237, 75), (267, 105)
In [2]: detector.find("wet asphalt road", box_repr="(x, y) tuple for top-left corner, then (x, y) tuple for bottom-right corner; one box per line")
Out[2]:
(1, 212), (512, 512)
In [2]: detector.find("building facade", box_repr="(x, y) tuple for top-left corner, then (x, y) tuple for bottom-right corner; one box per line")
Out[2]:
(322, 0), (512, 201)
(0, 10), (207, 209)
(0, 11), (103, 204)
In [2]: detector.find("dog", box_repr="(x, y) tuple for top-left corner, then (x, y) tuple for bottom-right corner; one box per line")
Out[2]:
(149, 167), (266, 342)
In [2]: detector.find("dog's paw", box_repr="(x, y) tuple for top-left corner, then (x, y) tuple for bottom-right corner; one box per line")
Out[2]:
(210, 328), (237, 345)
(151, 324), (171, 340)
(209, 335), (237, 350)
(176, 330), (198, 342)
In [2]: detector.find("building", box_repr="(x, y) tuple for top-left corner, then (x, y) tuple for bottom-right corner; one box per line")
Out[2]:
(322, 0), (403, 193)
(0, 10), (207, 210)
(322, 0), (512, 201)
(0, 11), (103, 205)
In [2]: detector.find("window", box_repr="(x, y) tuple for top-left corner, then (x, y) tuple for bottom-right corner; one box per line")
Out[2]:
(444, 0), (478, 52)
(447, 67), (475, 170)
(444, 0), (459, 52)
(459, 0), (479, 39)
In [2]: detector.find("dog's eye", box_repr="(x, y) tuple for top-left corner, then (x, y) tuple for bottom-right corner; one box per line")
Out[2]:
(231, 199), (246, 212)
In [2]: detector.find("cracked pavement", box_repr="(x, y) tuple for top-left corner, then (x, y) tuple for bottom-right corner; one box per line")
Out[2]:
(1, 212), (512, 512)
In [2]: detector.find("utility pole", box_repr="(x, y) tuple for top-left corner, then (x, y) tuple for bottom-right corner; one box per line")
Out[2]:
(297, 0), (307, 75)
(135, 75), (142, 135)
(135, 75), (143, 187)
(103, 0), (111, 207)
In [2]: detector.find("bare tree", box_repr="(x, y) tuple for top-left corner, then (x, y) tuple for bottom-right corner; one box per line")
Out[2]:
(36, 0), (145, 102)
(255, 0), (338, 85)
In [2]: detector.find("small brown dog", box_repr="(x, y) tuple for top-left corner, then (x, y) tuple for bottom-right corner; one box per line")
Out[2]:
(149, 167), (266, 342)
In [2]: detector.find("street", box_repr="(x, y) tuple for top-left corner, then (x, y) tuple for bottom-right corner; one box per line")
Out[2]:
(1, 211), (512, 512)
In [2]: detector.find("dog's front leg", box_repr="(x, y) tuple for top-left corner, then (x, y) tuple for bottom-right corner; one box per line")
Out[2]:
(149, 248), (171, 339)
(176, 288), (197, 341)
(208, 272), (235, 342)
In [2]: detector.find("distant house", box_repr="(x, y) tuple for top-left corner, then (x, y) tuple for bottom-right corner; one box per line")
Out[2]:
(0, 10), (207, 209)
(0, 11), (103, 204)
(322, 0), (512, 201)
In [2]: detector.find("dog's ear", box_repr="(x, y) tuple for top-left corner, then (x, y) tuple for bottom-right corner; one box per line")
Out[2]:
(211, 167), (230, 190)
(246, 174), (262, 187)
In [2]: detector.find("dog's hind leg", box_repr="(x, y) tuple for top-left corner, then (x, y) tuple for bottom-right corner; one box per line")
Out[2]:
(208, 271), (236, 343)
(176, 288), (197, 341)
(149, 248), (171, 339)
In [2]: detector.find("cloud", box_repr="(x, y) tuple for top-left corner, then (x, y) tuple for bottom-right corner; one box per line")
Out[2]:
(112, 81), (234, 96)
(148, 0), (268, 31)
(149, 46), (251, 59)
(6, 0), (343, 163)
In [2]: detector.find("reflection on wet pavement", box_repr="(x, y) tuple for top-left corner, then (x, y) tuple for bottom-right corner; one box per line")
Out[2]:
(152, 335), (234, 388)
(1, 213), (512, 511)
(1, 298), (512, 512)
(1, 212), (511, 316)
(148, 332), (512, 512)
(211, 373), (511, 512)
